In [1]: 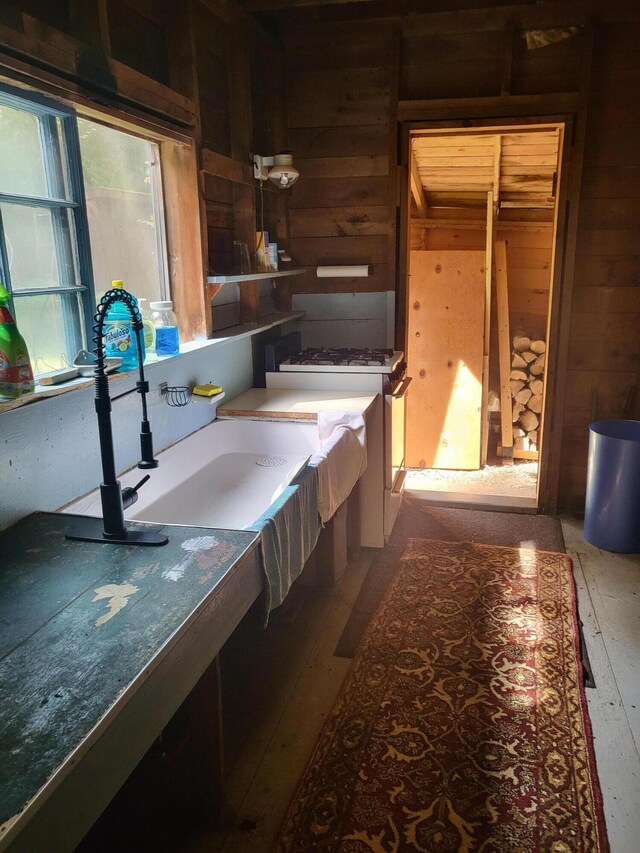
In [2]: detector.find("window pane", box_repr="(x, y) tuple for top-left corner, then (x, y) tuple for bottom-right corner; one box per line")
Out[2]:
(0, 102), (49, 197)
(78, 118), (167, 302)
(13, 291), (85, 374)
(1, 203), (79, 290)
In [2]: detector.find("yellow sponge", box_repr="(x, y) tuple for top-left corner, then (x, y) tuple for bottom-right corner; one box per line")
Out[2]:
(192, 383), (222, 397)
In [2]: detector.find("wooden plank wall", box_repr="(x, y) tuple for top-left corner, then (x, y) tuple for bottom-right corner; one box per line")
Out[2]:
(2, 1), (639, 510)
(561, 20), (640, 512)
(282, 3), (639, 512)
(0, 0), (287, 333)
(284, 24), (397, 343)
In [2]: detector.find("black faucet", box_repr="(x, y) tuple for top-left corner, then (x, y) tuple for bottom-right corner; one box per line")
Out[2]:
(66, 287), (168, 546)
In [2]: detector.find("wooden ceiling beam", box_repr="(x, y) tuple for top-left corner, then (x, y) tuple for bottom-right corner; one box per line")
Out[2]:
(410, 148), (428, 219)
(411, 218), (552, 232)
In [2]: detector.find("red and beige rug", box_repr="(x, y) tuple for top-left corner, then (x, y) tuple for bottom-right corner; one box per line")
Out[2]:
(276, 539), (608, 852)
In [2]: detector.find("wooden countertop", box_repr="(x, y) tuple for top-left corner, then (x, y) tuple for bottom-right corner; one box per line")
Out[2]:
(217, 388), (378, 420)
(0, 512), (260, 851)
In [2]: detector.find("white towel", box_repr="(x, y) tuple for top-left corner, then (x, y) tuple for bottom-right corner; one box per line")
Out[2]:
(311, 411), (367, 523)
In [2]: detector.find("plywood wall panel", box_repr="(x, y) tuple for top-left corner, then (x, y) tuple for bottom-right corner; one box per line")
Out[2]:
(406, 250), (486, 470)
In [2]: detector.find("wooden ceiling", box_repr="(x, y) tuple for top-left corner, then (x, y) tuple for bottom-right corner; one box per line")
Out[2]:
(410, 127), (561, 210)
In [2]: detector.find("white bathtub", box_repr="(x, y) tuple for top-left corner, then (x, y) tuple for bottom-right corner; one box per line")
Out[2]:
(65, 419), (321, 530)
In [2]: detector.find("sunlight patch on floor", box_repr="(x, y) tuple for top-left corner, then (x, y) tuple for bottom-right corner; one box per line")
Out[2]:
(405, 460), (538, 500)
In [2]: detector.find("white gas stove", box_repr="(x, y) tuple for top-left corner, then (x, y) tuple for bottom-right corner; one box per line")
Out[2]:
(279, 347), (405, 376)
(266, 338), (410, 546)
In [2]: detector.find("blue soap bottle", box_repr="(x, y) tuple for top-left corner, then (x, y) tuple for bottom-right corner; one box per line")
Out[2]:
(103, 280), (145, 371)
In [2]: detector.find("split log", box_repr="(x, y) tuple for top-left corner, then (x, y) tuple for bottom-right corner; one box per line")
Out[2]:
(511, 352), (527, 369)
(522, 351), (537, 364)
(529, 430), (538, 446)
(510, 379), (525, 394)
(513, 335), (531, 352)
(529, 359), (544, 376)
(529, 378), (544, 395)
(519, 409), (539, 432)
(515, 387), (533, 405)
(514, 435), (530, 452)
(530, 340), (546, 354)
(510, 369), (528, 382)
(513, 427), (526, 438)
(528, 394), (543, 413)
(488, 390), (500, 412)
(513, 401), (525, 422)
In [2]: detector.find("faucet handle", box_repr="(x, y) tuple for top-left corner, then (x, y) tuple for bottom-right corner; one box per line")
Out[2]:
(121, 474), (151, 510)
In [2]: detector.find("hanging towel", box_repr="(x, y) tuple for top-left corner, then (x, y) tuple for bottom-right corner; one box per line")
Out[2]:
(248, 464), (320, 624)
(310, 411), (367, 524)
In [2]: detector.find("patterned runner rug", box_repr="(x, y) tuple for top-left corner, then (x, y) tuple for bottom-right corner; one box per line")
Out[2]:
(275, 539), (608, 852)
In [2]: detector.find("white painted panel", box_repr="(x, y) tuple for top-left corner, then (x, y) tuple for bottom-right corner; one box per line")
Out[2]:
(292, 292), (389, 321)
(301, 319), (388, 349)
(292, 292), (393, 350)
(386, 291), (396, 348)
(266, 372), (383, 393)
(213, 302), (240, 329)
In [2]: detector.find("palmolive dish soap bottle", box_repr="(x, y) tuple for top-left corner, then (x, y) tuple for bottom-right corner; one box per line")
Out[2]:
(0, 282), (35, 400)
(103, 280), (145, 371)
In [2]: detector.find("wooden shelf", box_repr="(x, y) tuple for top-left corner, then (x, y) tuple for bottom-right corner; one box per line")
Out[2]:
(206, 269), (304, 285)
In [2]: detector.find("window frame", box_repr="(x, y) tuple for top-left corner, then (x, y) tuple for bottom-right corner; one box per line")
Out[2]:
(0, 83), (97, 368)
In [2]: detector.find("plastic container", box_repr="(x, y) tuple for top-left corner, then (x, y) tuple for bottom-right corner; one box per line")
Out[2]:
(150, 301), (180, 356)
(584, 419), (640, 553)
(137, 298), (157, 363)
(0, 282), (35, 400)
(104, 280), (145, 371)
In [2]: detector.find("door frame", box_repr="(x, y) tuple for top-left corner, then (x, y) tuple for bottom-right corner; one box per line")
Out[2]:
(396, 107), (585, 514)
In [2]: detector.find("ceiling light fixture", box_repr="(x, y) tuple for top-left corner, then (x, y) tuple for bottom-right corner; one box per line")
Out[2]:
(253, 152), (299, 189)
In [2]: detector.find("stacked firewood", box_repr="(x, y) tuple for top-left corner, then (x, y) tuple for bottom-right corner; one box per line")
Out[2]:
(510, 332), (545, 453)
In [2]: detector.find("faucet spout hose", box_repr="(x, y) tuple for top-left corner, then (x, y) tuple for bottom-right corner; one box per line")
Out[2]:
(91, 287), (158, 537)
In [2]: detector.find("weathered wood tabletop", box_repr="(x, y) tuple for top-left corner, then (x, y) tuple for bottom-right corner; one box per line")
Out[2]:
(0, 512), (260, 851)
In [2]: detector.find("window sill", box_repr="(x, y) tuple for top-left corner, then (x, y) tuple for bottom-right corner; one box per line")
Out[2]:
(0, 311), (304, 415)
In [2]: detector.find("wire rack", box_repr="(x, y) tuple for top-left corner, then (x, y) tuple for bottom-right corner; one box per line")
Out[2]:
(160, 384), (192, 407)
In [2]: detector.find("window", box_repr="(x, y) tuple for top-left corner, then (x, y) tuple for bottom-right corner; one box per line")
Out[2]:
(0, 84), (168, 375)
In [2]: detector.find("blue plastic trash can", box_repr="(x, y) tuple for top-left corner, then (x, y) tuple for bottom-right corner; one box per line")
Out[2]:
(584, 419), (640, 553)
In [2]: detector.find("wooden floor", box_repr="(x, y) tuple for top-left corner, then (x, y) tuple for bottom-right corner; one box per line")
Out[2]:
(191, 517), (640, 853)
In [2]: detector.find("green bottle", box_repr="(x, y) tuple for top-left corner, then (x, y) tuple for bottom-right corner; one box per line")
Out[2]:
(0, 282), (35, 400)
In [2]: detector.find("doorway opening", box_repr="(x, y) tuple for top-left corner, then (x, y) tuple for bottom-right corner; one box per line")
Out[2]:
(402, 122), (565, 510)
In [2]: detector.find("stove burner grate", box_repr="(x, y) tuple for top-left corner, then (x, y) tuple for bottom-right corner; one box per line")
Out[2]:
(289, 347), (394, 367)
